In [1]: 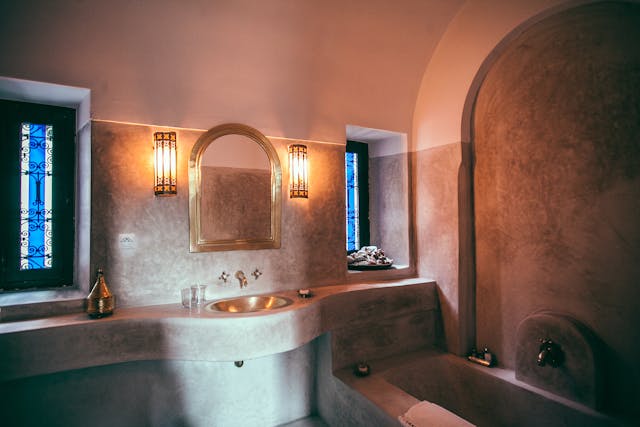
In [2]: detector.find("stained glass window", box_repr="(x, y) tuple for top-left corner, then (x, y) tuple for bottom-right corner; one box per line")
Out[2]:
(346, 151), (360, 251)
(345, 141), (369, 253)
(20, 123), (54, 270)
(1, 99), (75, 291)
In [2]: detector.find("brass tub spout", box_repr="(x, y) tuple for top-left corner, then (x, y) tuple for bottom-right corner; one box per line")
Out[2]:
(537, 339), (563, 367)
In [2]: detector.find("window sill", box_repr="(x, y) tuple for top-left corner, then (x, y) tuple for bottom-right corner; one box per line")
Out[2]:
(345, 264), (415, 283)
(0, 288), (86, 323)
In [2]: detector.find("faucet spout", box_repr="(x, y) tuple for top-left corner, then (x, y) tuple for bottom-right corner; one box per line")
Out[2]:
(235, 270), (248, 288)
(537, 339), (563, 368)
(537, 348), (549, 366)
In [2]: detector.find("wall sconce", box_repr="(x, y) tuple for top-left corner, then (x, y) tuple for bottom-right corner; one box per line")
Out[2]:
(288, 144), (308, 198)
(154, 131), (177, 196)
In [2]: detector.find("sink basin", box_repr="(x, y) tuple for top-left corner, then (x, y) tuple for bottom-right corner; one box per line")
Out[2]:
(205, 295), (293, 313)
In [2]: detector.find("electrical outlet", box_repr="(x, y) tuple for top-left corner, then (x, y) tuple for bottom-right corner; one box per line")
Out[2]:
(118, 233), (136, 249)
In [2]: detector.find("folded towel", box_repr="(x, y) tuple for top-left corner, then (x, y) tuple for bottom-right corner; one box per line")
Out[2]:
(398, 401), (475, 427)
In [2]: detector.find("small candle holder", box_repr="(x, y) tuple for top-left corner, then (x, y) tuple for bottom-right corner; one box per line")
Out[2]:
(353, 362), (371, 377)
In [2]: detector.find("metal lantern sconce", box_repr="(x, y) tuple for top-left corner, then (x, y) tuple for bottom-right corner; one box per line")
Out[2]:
(288, 144), (308, 198)
(154, 131), (177, 196)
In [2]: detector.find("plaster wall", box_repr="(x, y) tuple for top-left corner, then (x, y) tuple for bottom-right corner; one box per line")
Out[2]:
(413, 4), (640, 422)
(473, 2), (640, 419)
(412, 0), (583, 151)
(369, 153), (411, 266)
(2, 343), (316, 427)
(0, 0), (443, 308)
(412, 0), (640, 344)
(415, 143), (470, 356)
(411, 0), (589, 357)
(91, 121), (347, 307)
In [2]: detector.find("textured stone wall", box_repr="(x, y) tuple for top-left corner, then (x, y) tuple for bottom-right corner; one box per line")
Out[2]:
(2, 343), (316, 427)
(91, 121), (346, 307)
(370, 153), (410, 266)
(415, 143), (468, 356)
(473, 2), (640, 419)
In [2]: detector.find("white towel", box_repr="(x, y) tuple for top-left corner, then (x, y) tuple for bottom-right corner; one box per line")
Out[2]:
(398, 401), (475, 427)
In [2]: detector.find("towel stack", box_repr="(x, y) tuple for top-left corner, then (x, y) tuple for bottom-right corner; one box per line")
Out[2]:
(398, 401), (475, 427)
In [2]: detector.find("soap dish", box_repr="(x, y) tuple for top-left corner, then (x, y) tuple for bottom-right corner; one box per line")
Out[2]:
(297, 289), (313, 298)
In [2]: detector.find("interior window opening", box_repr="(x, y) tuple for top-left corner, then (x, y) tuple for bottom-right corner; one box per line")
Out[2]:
(345, 140), (369, 252)
(1, 99), (76, 291)
(345, 125), (411, 273)
(0, 77), (90, 321)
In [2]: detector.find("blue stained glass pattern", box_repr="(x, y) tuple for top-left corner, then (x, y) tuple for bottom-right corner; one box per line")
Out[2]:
(19, 123), (53, 270)
(345, 152), (359, 251)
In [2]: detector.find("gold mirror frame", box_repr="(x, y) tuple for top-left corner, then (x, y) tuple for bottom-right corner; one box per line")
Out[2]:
(189, 123), (282, 252)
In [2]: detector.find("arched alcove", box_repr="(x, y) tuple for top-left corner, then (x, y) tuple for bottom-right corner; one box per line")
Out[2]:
(412, 0), (595, 358)
(470, 1), (640, 419)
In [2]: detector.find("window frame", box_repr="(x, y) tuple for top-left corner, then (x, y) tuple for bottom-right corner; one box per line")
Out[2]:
(0, 77), (91, 320)
(1, 100), (76, 291)
(345, 140), (370, 252)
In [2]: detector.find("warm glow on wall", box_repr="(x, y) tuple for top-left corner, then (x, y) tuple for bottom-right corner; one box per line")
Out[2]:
(154, 131), (177, 196)
(288, 144), (308, 198)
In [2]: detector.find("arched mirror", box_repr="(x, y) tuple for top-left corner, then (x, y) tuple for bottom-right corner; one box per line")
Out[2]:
(189, 123), (281, 252)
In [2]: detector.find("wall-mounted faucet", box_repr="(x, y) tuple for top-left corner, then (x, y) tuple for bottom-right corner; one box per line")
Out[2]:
(235, 270), (248, 288)
(537, 339), (564, 367)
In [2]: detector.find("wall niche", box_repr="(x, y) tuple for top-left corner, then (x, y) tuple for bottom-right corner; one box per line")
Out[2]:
(472, 2), (640, 421)
(346, 125), (413, 278)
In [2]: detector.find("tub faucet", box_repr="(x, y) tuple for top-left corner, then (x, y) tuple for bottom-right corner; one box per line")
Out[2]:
(235, 270), (248, 288)
(537, 339), (563, 367)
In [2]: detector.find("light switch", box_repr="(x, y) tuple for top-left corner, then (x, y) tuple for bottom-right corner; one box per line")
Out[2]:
(118, 233), (136, 249)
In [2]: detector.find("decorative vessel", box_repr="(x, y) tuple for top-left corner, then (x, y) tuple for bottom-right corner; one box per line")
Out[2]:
(86, 268), (115, 318)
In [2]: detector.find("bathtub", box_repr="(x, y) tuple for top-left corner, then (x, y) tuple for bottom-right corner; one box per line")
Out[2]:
(335, 349), (623, 427)
(380, 350), (623, 427)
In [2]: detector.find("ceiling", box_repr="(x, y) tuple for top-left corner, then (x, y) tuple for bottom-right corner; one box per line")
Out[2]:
(0, 0), (465, 141)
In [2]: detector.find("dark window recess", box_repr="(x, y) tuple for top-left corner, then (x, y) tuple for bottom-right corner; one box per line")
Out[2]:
(0, 99), (76, 291)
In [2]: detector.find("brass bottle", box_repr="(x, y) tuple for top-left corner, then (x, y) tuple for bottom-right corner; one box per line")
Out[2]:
(86, 268), (115, 318)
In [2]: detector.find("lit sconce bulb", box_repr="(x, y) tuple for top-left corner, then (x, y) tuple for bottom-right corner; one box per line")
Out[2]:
(288, 144), (308, 198)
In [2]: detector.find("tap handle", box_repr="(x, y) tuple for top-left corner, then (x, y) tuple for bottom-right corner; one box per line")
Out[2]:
(252, 268), (262, 280)
(219, 271), (230, 283)
(539, 338), (554, 349)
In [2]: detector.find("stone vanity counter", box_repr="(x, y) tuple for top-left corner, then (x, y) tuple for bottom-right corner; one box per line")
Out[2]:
(0, 278), (437, 382)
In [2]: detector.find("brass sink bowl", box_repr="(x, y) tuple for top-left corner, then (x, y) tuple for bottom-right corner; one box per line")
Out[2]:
(205, 295), (293, 313)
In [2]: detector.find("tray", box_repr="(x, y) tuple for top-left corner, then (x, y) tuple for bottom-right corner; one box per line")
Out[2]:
(348, 263), (393, 271)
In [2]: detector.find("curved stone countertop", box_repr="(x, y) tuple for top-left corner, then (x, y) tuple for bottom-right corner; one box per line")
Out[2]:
(0, 278), (437, 382)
